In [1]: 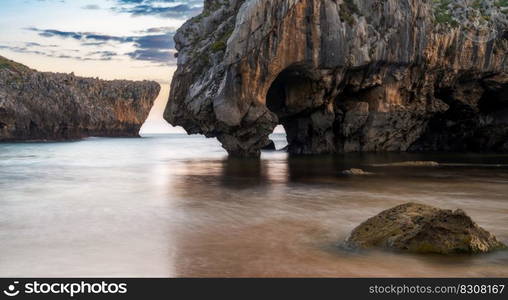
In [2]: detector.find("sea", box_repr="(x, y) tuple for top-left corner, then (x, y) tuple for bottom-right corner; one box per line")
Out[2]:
(0, 133), (507, 277)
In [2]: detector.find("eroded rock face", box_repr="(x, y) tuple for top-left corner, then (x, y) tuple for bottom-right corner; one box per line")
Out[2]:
(0, 56), (160, 141)
(166, 0), (508, 157)
(346, 203), (506, 254)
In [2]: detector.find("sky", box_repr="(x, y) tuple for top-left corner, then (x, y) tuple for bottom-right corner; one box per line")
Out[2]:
(0, 0), (205, 133)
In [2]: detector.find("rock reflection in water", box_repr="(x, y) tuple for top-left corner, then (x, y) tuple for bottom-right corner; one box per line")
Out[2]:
(167, 151), (508, 277)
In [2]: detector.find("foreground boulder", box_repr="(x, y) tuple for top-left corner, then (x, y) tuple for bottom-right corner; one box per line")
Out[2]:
(0, 56), (160, 141)
(346, 203), (506, 254)
(166, 0), (508, 157)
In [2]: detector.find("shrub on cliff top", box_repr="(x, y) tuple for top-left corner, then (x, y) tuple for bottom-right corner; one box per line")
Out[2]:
(0, 56), (30, 74)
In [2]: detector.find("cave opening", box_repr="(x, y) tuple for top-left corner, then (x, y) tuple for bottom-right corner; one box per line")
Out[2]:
(265, 65), (317, 152)
(479, 83), (508, 122)
(263, 125), (287, 151)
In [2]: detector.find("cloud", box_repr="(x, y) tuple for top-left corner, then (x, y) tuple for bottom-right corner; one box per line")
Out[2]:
(138, 26), (178, 34)
(82, 42), (108, 46)
(0, 45), (47, 57)
(2, 1), (195, 65)
(27, 27), (174, 48)
(134, 33), (173, 49)
(127, 49), (173, 63)
(0, 44), (114, 61)
(23, 27), (176, 64)
(113, 0), (203, 19)
(26, 27), (133, 43)
(82, 4), (100, 10)
(25, 42), (56, 47)
(88, 50), (118, 60)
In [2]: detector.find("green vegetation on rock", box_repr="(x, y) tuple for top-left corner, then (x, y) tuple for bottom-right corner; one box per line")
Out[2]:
(433, 0), (508, 26)
(432, 0), (459, 26)
(339, 0), (361, 26)
(0, 56), (30, 73)
(211, 29), (233, 53)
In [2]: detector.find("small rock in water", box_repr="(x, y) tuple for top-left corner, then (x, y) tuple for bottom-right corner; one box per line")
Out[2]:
(341, 168), (373, 176)
(371, 161), (440, 167)
(346, 203), (506, 254)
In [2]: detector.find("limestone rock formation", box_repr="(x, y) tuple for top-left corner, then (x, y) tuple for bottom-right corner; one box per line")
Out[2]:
(261, 139), (276, 151)
(166, 0), (508, 157)
(0, 56), (160, 141)
(346, 203), (506, 254)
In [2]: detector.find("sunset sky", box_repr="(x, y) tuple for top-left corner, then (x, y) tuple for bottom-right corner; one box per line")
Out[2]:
(0, 0), (205, 133)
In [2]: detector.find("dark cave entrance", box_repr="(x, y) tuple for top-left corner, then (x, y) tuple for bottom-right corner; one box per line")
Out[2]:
(265, 65), (317, 152)
(413, 77), (508, 152)
(266, 65), (315, 118)
(479, 83), (508, 121)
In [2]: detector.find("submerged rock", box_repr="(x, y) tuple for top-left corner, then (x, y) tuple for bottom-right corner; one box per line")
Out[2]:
(341, 168), (373, 176)
(0, 56), (160, 141)
(166, 0), (508, 157)
(346, 203), (506, 254)
(370, 161), (440, 167)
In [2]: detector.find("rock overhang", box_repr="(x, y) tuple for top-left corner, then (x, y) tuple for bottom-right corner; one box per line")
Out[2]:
(165, 0), (508, 157)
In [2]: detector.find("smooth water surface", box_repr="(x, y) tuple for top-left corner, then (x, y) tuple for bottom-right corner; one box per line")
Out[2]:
(1, 134), (507, 277)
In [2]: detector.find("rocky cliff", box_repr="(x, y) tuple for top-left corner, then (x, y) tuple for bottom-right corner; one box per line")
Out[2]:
(0, 56), (160, 141)
(165, 0), (508, 157)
